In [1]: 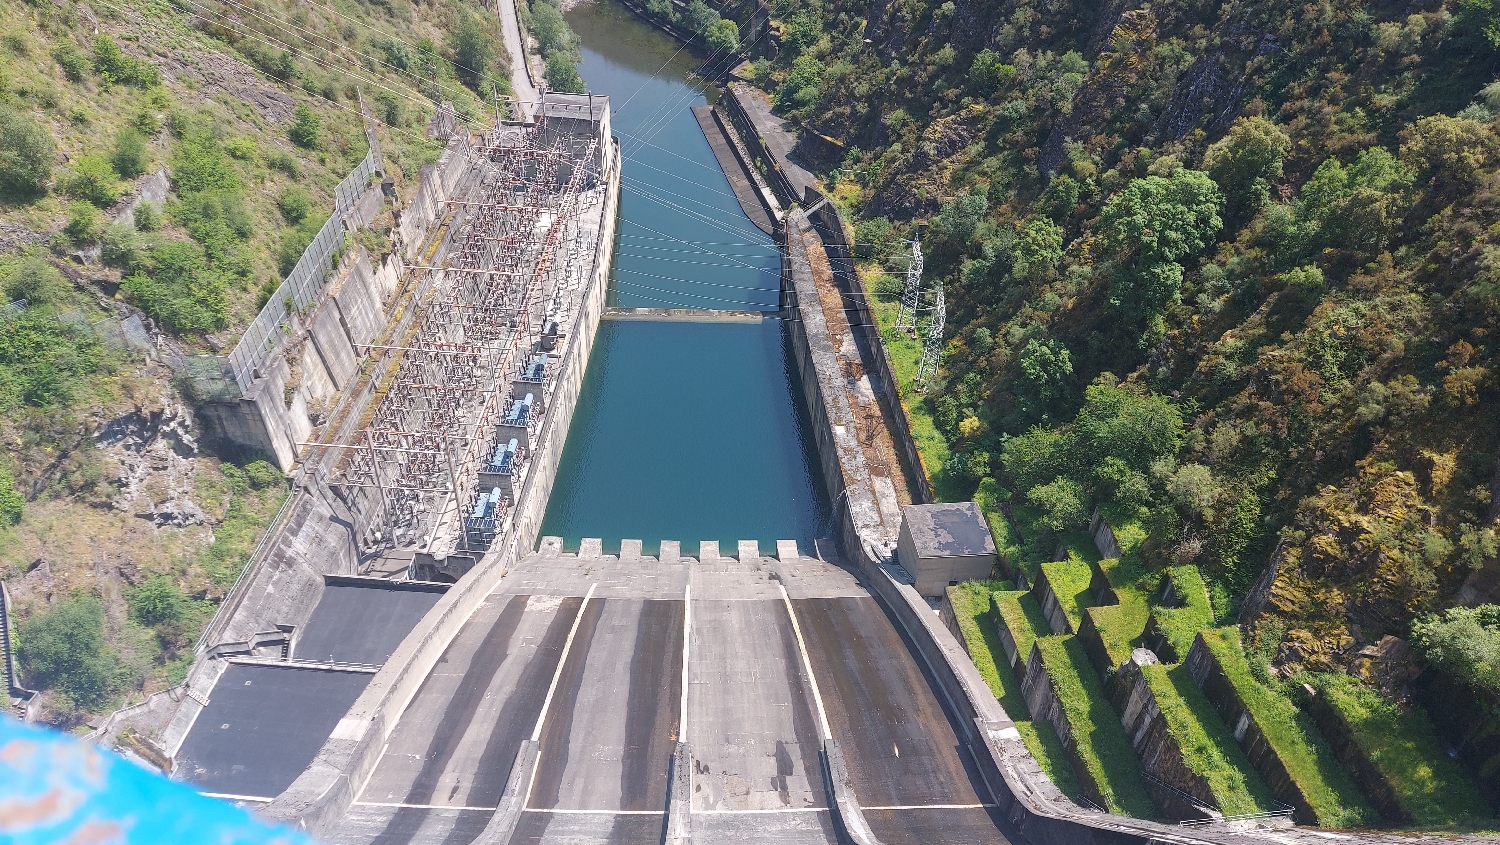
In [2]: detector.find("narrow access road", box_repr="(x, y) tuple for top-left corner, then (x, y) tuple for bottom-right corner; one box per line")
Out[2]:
(498, 0), (541, 120)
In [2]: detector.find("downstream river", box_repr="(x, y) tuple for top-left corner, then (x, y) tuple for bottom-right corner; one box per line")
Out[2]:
(538, 0), (831, 554)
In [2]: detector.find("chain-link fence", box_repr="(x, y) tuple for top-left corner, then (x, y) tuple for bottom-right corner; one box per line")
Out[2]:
(224, 147), (383, 396)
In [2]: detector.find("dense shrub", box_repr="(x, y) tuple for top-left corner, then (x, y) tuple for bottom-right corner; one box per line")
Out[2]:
(111, 128), (150, 179)
(288, 103), (320, 148)
(92, 35), (161, 87)
(0, 464), (23, 525)
(3, 256), (65, 305)
(0, 106), (55, 197)
(17, 595), (123, 710)
(65, 154), (121, 207)
(122, 241), (230, 333)
(127, 576), (187, 627)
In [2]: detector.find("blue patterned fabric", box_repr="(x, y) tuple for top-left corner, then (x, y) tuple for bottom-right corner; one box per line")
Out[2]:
(0, 715), (314, 845)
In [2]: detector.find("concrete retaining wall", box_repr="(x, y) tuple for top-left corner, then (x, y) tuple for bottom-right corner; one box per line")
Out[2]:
(1304, 685), (1409, 825)
(1032, 568), (1074, 635)
(1184, 635), (1317, 824)
(1021, 642), (1112, 811)
(259, 139), (622, 838)
(1112, 653), (1218, 819)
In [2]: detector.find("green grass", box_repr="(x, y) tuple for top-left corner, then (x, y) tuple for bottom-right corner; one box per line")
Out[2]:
(947, 581), (1088, 805)
(1152, 566), (1216, 658)
(1039, 553), (1097, 632)
(1019, 718), (1085, 799)
(868, 295), (957, 498)
(994, 588), (1051, 669)
(1140, 662), (1278, 816)
(1035, 635), (1157, 817)
(1308, 673), (1493, 828)
(1200, 630), (1377, 828)
(1085, 596), (1150, 667)
(948, 581), (1026, 715)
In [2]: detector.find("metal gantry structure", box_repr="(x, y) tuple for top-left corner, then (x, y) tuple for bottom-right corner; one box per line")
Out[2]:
(893, 237), (923, 332)
(914, 286), (945, 390)
(329, 114), (602, 557)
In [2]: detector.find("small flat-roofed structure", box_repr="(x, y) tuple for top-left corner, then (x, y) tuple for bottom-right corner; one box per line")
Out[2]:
(897, 502), (997, 597)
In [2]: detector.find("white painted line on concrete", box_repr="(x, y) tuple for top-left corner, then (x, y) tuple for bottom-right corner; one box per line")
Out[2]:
(522, 582), (597, 808)
(531, 582), (597, 743)
(679, 583), (691, 744)
(861, 804), (998, 811)
(199, 791), (273, 803)
(354, 801), (495, 811)
(778, 583), (832, 741)
(523, 808), (664, 815)
(693, 807), (830, 815)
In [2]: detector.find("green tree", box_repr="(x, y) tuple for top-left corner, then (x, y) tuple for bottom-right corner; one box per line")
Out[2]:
(111, 128), (150, 179)
(683, 0), (721, 35)
(1000, 425), (1068, 491)
(1401, 114), (1497, 188)
(450, 13), (497, 92)
(1103, 170), (1222, 325)
(277, 187), (310, 224)
(1027, 476), (1088, 531)
(1296, 148), (1412, 255)
(1203, 116), (1290, 225)
(66, 154), (121, 207)
(0, 105), (56, 197)
(545, 53), (586, 94)
(1017, 338), (1073, 404)
(1073, 376), (1184, 474)
(64, 201), (103, 244)
(288, 103), (320, 149)
(93, 35), (161, 87)
(17, 595), (121, 710)
(931, 192), (988, 246)
(706, 19), (740, 55)
(127, 575), (186, 627)
(969, 49), (1017, 95)
(1010, 216), (1063, 282)
(1411, 605), (1500, 696)
(0, 464), (23, 525)
(3, 256), (65, 305)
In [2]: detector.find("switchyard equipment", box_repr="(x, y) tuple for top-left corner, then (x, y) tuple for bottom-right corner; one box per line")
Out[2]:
(317, 101), (606, 560)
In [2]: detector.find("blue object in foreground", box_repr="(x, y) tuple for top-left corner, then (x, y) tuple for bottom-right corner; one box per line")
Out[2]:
(0, 715), (314, 845)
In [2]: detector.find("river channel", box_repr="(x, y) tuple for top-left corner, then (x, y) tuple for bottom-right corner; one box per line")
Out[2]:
(537, 0), (831, 554)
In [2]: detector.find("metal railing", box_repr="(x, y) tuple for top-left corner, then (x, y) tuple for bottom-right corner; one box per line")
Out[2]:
(1179, 802), (1295, 827)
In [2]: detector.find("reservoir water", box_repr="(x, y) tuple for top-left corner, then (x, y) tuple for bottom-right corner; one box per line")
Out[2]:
(538, 0), (831, 553)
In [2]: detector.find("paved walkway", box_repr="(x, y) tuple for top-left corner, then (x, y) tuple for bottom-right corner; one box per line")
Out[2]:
(499, 0), (540, 121)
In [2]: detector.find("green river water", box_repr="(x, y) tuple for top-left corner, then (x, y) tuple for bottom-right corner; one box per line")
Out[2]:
(537, 0), (832, 554)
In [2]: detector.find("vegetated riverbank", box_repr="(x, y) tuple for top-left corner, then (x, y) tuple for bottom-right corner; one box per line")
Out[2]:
(0, 0), (516, 724)
(538, 0), (829, 555)
(717, 0), (1500, 828)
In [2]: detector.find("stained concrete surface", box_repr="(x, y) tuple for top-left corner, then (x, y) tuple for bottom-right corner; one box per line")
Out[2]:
(174, 663), (373, 798)
(528, 598), (683, 812)
(359, 594), (582, 809)
(794, 595), (1011, 844)
(295, 580), (447, 665)
(320, 548), (1019, 845)
(687, 599), (825, 812)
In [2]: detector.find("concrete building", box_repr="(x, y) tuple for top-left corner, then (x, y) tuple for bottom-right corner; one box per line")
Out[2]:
(897, 502), (997, 596)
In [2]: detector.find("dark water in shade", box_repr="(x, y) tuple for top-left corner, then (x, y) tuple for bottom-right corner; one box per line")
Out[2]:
(538, 0), (831, 554)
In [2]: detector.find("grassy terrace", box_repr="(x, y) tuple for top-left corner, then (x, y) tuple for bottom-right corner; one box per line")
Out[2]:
(1152, 566), (1216, 658)
(1141, 662), (1277, 816)
(1308, 673), (1492, 828)
(994, 588), (1049, 665)
(1200, 630), (1377, 827)
(947, 582), (1082, 799)
(1034, 635), (1157, 816)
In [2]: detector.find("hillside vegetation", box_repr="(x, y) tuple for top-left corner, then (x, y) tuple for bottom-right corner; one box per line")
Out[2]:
(0, 0), (513, 722)
(738, 0), (1500, 824)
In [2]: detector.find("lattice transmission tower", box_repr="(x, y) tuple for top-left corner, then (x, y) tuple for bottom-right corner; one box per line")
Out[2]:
(915, 287), (945, 390)
(893, 237), (923, 332)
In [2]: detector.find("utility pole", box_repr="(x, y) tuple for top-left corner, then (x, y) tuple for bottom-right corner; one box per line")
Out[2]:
(915, 287), (945, 390)
(894, 237), (922, 333)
